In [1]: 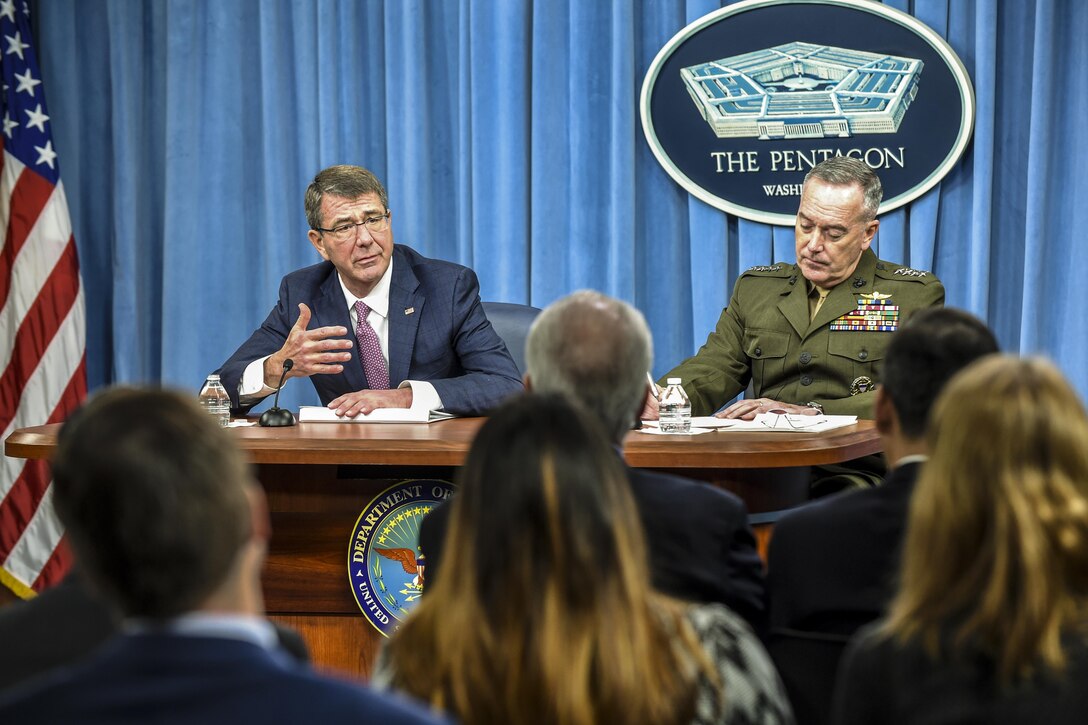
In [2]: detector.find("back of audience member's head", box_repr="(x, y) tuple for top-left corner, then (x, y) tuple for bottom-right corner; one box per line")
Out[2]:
(51, 387), (254, 620)
(383, 393), (716, 724)
(884, 356), (1088, 682)
(880, 307), (999, 438)
(525, 290), (651, 442)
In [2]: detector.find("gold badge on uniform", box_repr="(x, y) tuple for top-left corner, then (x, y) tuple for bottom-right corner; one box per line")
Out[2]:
(850, 376), (875, 395)
(830, 291), (899, 332)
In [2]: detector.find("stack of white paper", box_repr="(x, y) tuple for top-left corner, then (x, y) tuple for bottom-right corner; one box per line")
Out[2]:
(298, 406), (455, 424)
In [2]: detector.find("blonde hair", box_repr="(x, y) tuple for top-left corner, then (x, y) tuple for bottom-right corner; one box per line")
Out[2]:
(883, 356), (1088, 682)
(381, 394), (720, 724)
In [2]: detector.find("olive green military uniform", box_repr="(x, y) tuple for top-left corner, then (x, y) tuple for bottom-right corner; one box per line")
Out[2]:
(662, 248), (944, 418)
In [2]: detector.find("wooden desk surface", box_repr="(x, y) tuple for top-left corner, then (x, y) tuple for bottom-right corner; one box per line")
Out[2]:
(6, 417), (880, 470)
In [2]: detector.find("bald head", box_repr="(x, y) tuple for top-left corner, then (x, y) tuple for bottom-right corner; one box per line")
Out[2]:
(525, 291), (652, 442)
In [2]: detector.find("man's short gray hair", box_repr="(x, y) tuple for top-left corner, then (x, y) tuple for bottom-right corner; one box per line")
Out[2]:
(803, 155), (883, 221)
(525, 291), (652, 443)
(304, 165), (389, 230)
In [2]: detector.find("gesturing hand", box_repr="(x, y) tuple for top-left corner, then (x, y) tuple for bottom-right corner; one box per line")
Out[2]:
(263, 303), (355, 387)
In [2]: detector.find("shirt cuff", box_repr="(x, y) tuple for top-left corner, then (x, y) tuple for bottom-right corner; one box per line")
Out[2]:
(239, 356), (280, 404)
(400, 380), (443, 411)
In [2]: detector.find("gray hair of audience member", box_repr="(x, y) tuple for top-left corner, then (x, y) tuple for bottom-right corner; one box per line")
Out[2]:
(525, 290), (652, 443)
(881, 308), (999, 439)
(803, 156), (883, 221)
(304, 164), (389, 230)
(51, 387), (253, 620)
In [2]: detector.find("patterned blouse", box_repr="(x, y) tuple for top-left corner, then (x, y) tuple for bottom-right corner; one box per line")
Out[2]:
(685, 603), (794, 725)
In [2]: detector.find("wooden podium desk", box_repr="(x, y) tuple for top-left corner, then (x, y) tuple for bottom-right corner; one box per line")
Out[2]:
(5, 418), (879, 680)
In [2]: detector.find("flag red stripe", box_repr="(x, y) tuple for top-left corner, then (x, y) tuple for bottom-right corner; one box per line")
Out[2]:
(0, 237), (80, 434)
(31, 538), (70, 593)
(57, 351), (88, 417)
(0, 458), (51, 560)
(0, 167), (57, 314)
(0, 354), (84, 564)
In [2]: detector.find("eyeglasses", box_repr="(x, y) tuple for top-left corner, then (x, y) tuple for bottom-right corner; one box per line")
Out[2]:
(315, 212), (391, 241)
(759, 410), (825, 430)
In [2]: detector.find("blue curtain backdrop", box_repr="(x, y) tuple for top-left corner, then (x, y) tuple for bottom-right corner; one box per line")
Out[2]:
(29, 0), (1088, 413)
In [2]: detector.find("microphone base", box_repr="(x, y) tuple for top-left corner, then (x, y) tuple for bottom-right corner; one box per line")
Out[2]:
(258, 407), (297, 427)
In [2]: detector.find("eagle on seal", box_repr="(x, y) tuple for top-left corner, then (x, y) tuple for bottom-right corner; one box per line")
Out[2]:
(376, 547), (425, 588)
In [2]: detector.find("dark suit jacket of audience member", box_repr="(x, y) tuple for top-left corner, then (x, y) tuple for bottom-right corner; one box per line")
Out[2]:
(767, 461), (921, 635)
(0, 631), (446, 724)
(0, 572), (308, 693)
(420, 465), (768, 633)
(833, 625), (1088, 725)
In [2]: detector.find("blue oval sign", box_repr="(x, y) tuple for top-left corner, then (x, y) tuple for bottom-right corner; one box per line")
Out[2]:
(640, 0), (974, 224)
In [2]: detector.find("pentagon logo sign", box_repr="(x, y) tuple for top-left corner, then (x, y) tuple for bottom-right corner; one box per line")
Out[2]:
(347, 480), (456, 637)
(641, 0), (974, 224)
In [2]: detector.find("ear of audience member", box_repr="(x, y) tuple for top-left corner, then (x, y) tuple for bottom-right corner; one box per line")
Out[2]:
(374, 393), (793, 725)
(833, 357), (1088, 725)
(0, 387), (446, 724)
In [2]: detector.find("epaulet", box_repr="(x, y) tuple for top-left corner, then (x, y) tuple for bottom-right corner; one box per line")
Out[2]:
(740, 263), (793, 278)
(875, 261), (939, 284)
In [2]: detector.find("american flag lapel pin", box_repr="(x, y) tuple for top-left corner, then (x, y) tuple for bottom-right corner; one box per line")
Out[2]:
(404, 307), (415, 315)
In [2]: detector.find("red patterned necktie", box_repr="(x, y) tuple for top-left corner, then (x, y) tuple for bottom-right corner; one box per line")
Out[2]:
(354, 300), (389, 390)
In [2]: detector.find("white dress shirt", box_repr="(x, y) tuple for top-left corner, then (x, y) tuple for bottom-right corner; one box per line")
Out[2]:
(125, 612), (278, 650)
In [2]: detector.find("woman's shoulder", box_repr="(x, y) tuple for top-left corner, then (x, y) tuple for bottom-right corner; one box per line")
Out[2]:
(683, 603), (795, 725)
(685, 602), (752, 634)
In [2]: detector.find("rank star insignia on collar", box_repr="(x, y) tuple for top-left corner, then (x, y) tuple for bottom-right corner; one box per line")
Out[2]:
(893, 267), (928, 277)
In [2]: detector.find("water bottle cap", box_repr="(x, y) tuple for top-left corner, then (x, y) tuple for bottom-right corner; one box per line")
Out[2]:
(207, 374), (220, 381)
(666, 378), (681, 385)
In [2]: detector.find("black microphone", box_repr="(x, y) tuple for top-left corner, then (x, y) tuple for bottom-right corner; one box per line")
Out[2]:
(258, 359), (297, 427)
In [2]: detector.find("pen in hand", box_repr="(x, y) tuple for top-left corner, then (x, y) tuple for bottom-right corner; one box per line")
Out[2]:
(646, 371), (660, 397)
(635, 372), (661, 430)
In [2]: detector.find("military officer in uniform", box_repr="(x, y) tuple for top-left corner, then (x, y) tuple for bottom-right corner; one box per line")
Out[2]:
(646, 155), (943, 491)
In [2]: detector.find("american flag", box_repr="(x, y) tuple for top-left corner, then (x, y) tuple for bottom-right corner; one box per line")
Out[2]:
(0, 0), (85, 598)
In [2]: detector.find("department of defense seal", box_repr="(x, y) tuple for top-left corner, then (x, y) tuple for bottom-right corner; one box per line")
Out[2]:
(347, 480), (456, 637)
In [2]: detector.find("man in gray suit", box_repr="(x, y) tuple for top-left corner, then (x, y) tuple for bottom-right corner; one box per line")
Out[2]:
(420, 291), (768, 632)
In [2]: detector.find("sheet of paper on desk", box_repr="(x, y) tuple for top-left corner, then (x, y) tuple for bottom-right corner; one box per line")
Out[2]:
(724, 413), (858, 432)
(691, 417), (737, 429)
(298, 406), (456, 423)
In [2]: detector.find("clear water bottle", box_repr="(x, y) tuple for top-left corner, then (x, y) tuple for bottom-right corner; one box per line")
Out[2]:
(658, 377), (691, 433)
(198, 374), (231, 427)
